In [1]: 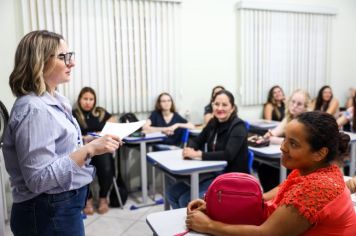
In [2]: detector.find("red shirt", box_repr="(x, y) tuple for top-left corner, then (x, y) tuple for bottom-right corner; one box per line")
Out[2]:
(267, 165), (356, 235)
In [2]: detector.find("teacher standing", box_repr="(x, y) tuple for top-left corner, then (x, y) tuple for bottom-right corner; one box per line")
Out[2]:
(2, 30), (122, 236)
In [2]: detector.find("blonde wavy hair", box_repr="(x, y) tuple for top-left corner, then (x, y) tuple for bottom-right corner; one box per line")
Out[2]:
(285, 89), (311, 122)
(9, 30), (63, 97)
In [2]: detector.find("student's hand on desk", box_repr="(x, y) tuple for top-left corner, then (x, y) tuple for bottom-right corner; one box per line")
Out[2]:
(162, 126), (175, 136)
(186, 210), (211, 233)
(183, 147), (202, 160)
(87, 135), (122, 156)
(187, 199), (206, 214)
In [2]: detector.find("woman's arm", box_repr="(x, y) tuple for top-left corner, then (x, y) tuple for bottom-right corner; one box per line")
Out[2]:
(263, 103), (273, 120)
(142, 119), (167, 133)
(346, 176), (356, 194)
(70, 135), (121, 167)
(170, 122), (195, 131)
(263, 186), (279, 201)
(337, 114), (350, 128)
(12, 105), (121, 194)
(326, 99), (339, 116)
(264, 119), (286, 139)
(107, 116), (117, 123)
(187, 205), (311, 236)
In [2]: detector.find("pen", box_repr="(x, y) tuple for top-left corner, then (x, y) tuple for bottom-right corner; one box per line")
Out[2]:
(87, 132), (102, 138)
(182, 129), (190, 148)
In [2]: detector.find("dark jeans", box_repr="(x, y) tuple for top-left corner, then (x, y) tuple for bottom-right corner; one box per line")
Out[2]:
(89, 153), (114, 198)
(166, 177), (215, 209)
(10, 185), (88, 236)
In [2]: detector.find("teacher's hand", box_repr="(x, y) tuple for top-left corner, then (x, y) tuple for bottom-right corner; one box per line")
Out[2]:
(87, 135), (122, 157)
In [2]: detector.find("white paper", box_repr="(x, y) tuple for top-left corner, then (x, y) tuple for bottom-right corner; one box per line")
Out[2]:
(100, 120), (146, 139)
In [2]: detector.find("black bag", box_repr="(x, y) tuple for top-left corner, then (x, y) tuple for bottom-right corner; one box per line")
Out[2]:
(119, 112), (139, 123)
(0, 100), (9, 147)
(109, 174), (128, 207)
(119, 113), (145, 137)
(247, 135), (270, 148)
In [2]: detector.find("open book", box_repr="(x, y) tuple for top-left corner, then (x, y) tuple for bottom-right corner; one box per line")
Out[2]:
(100, 120), (146, 139)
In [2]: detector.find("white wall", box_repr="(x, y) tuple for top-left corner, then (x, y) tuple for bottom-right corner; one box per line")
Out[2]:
(0, 0), (22, 112)
(178, 0), (356, 122)
(0, 0), (356, 123)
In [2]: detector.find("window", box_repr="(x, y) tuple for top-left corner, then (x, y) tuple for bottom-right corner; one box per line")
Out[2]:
(21, 0), (181, 113)
(236, 1), (337, 105)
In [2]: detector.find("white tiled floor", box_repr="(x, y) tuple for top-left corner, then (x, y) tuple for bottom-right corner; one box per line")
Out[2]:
(4, 194), (165, 236)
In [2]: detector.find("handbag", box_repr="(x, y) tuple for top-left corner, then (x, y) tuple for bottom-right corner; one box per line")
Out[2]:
(205, 172), (268, 225)
(247, 135), (270, 148)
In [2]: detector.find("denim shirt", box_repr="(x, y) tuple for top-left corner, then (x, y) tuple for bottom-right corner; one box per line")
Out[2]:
(3, 91), (95, 203)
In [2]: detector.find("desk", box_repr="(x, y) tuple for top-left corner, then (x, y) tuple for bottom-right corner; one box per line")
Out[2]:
(345, 132), (356, 176)
(146, 208), (206, 236)
(249, 119), (280, 129)
(189, 129), (202, 137)
(147, 201), (356, 236)
(147, 149), (227, 201)
(249, 145), (286, 183)
(123, 132), (166, 204)
(249, 119), (280, 135)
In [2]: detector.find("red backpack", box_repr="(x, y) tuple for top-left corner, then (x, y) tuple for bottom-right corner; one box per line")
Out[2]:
(205, 172), (268, 225)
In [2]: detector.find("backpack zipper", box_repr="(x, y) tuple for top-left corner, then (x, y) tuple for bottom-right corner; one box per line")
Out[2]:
(217, 190), (258, 203)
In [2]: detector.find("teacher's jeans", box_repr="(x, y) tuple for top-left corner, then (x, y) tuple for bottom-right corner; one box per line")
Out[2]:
(10, 185), (88, 236)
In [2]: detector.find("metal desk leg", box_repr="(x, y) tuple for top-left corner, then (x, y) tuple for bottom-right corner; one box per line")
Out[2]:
(140, 142), (148, 204)
(351, 143), (356, 176)
(190, 173), (199, 201)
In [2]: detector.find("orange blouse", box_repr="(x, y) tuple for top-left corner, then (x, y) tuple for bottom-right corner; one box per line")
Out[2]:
(267, 164), (356, 235)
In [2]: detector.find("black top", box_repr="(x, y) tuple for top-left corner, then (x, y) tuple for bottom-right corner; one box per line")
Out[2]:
(149, 110), (188, 145)
(190, 116), (249, 173)
(271, 103), (285, 121)
(72, 108), (111, 135)
(204, 104), (212, 115)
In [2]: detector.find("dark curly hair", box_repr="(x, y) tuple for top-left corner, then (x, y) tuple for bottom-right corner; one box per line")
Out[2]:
(296, 111), (350, 163)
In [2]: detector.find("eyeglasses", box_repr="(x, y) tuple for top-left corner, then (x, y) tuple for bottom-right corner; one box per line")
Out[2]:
(56, 52), (75, 66)
(289, 100), (304, 108)
(212, 102), (230, 108)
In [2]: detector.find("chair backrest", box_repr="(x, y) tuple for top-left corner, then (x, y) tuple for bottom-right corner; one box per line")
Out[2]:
(244, 121), (250, 131)
(248, 150), (254, 174)
(180, 128), (190, 147)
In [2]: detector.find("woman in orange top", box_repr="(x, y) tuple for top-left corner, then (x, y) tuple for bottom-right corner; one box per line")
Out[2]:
(186, 111), (356, 235)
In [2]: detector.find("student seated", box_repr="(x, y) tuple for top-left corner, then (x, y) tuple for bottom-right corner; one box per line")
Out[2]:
(337, 93), (356, 132)
(312, 85), (339, 117)
(259, 89), (310, 191)
(72, 87), (117, 215)
(166, 90), (249, 209)
(204, 85), (225, 125)
(263, 85), (286, 121)
(143, 92), (195, 146)
(263, 89), (310, 145)
(186, 111), (356, 235)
